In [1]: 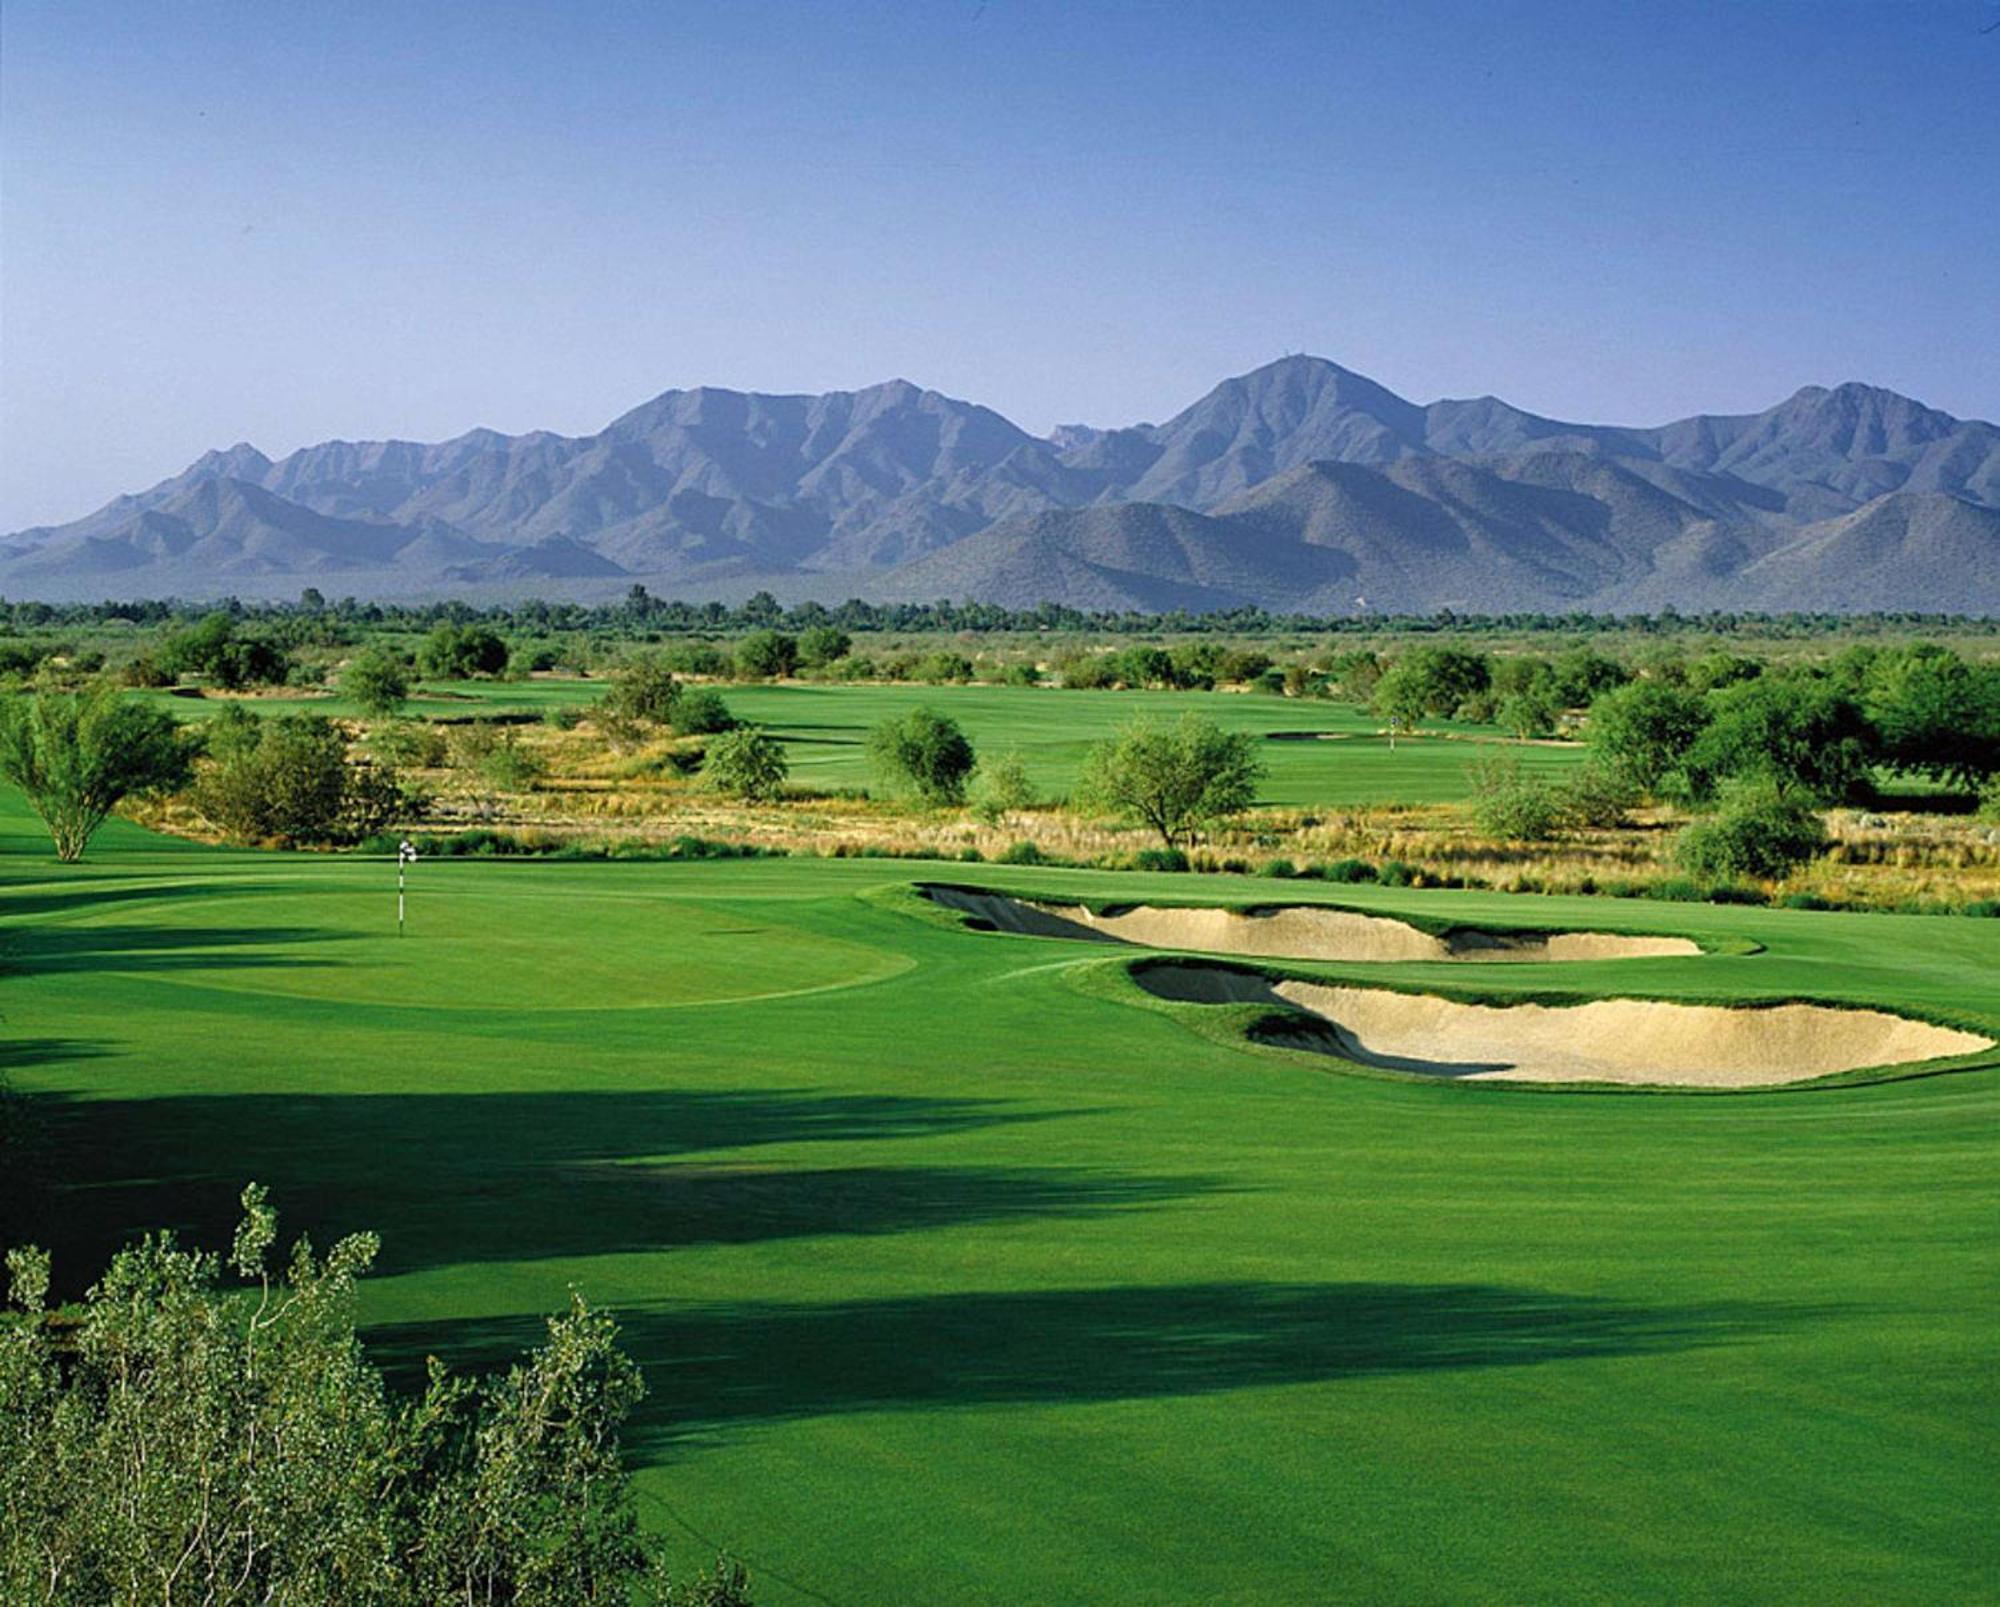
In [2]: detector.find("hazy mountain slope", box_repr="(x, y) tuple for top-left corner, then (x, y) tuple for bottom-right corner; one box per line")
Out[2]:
(5, 356), (1996, 610)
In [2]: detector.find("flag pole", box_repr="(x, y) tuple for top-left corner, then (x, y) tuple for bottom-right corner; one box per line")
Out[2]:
(398, 839), (416, 936)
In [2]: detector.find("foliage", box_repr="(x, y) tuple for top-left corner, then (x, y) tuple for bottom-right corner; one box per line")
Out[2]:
(604, 656), (684, 726)
(418, 624), (510, 681)
(1587, 680), (1711, 796)
(478, 730), (548, 792)
(867, 707), (978, 806)
(673, 688), (738, 737)
(1674, 786), (1829, 882)
(1557, 761), (1638, 829)
(1372, 647), (1490, 729)
(1078, 713), (1264, 848)
(703, 726), (790, 801)
(734, 630), (799, 681)
(1859, 643), (2000, 791)
(1497, 684), (1563, 739)
(971, 750), (1039, 821)
(196, 706), (403, 844)
(915, 651), (975, 685)
(0, 681), (192, 861)
(1466, 754), (1568, 841)
(369, 720), (448, 769)
(345, 646), (411, 716)
(1686, 675), (1871, 804)
(797, 626), (852, 670)
(0, 1188), (749, 1605)
(160, 612), (292, 690)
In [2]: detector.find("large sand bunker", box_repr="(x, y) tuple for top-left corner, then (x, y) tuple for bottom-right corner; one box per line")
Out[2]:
(1135, 963), (1993, 1089)
(923, 886), (1700, 964)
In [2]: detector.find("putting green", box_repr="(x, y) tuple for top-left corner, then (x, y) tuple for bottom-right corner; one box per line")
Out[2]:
(6, 793), (1999, 1604)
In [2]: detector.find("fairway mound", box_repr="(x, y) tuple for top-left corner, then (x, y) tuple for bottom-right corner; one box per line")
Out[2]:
(1133, 962), (1993, 1088)
(921, 886), (1699, 964)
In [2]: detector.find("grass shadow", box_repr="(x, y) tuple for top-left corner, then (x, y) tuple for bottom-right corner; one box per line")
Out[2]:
(25, 1087), (1213, 1292)
(0, 923), (345, 979)
(368, 1280), (1813, 1455)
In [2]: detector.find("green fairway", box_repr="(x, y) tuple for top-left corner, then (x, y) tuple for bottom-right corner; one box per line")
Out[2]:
(5, 792), (1998, 1602)
(137, 678), (1586, 805)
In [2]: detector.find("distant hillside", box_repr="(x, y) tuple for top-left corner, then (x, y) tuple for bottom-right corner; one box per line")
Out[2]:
(6, 356), (1996, 611)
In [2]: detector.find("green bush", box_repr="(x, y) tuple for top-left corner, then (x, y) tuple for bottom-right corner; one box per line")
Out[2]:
(344, 646), (410, 715)
(734, 629), (798, 680)
(1132, 847), (1190, 873)
(417, 623), (509, 680)
(603, 656), (683, 725)
(971, 750), (1038, 821)
(196, 707), (358, 844)
(703, 725), (789, 801)
(1466, 755), (1566, 841)
(369, 720), (447, 769)
(0, 681), (192, 861)
(996, 840), (1047, 866)
(868, 707), (977, 806)
(673, 687), (738, 736)
(1674, 788), (1828, 882)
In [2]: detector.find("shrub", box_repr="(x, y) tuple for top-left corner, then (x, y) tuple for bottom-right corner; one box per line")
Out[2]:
(603, 656), (683, 725)
(1557, 761), (1638, 829)
(1077, 714), (1264, 849)
(1259, 858), (1298, 878)
(1497, 685), (1562, 739)
(196, 708), (352, 843)
(161, 612), (291, 689)
(369, 720), (447, 769)
(1467, 755), (1567, 841)
(797, 625), (852, 669)
(734, 629), (798, 680)
(971, 750), (1038, 821)
(673, 687), (738, 736)
(1587, 680), (1711, 796)
(996, 839), (1047, 866)
(1132, 847), (1190, 873)
(417, 623), (509, 680)
(1319, 858), (1379, 883)
(0, 682), (192, 861)
(343, 645), (410, 716)
(868, 707), (977, 805)
(0, 1187), (749, 1604)
(916, 651), (975, 685)
(1674, 787), (1829, 882)
(1055, 650), (1116, 690)
(479, 731), (547, 792)
(703, 725), (789, 801)
(1003, 661), (1042, 687)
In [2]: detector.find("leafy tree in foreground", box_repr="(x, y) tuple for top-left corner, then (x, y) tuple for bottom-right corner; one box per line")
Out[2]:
(704, 725), (789, 801)
(1079, 713), (1264, 849)
(0, 682), (192, 861)
(0, 1186), (751, 1606)
(868, 707), (977, 806)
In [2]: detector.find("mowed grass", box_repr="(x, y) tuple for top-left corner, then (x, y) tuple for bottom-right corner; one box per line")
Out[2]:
(135, 677), (1584, 806)
(5, 793), (1998, 1603)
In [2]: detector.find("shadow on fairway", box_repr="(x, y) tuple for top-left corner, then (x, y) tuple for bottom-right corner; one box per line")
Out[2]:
(0, 880), (288, 921)
(25, 1087), (1216, 1294)
(369, 1280), (1806, 1446)
(0, 922), (344, 978)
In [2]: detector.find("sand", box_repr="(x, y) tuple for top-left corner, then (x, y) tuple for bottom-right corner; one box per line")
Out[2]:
(1132, 963), (1993, 1088)
(922, 887), (1700, 965)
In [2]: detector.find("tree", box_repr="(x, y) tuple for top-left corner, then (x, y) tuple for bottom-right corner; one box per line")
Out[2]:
(0, 1187), (752, 1605)
(868, 707), (977, 805)
(1466, 754), (1567, 841)
(1687, 675), (1871, 804)
(704, 726), (789, 801)
(0, 683), (192, 861)
(418, 623), (510, 681)
(734, 630), (798, 681)
(1078, 713), (1264, 849)
(1861, 643), (2000, 792)
(1373, 647), (1490, 727)
(1586, 681), (1710, 796)
(161, 612), (291, 690)
(345, 646), (410, 717)
(972, 750), (1038, 821)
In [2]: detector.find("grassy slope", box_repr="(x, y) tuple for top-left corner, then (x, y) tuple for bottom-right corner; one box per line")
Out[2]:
(4, 793), (1997, 1603)
(132, 678), (1585, 806)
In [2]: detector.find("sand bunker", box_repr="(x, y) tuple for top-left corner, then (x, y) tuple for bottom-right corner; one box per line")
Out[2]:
(923, 886), (1699, 964)
(1134, 963), (1992, 1089)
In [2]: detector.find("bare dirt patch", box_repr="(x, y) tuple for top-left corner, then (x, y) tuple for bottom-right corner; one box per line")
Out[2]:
(1133, 963), (1993, 1088)
(922, 886), (1699, 964)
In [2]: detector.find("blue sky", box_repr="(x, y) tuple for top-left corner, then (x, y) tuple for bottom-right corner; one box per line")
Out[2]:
(3, 0), (1996, 529)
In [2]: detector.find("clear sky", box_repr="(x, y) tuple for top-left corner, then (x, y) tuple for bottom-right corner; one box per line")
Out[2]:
(3, 0), (1996, 530)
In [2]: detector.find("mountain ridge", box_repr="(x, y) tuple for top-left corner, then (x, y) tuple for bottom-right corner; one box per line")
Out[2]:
(7, 356), (1997, 612)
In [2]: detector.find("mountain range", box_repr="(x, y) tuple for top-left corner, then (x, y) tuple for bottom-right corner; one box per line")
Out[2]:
(6, 356), (1998, 612)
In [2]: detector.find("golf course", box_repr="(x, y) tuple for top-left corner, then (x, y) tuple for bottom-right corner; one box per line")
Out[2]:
(5, 788), (1997, 1603)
